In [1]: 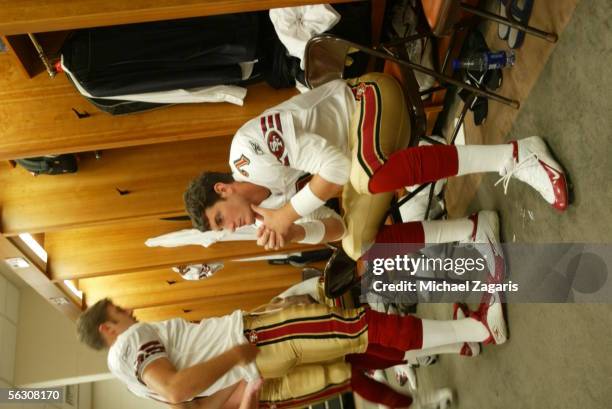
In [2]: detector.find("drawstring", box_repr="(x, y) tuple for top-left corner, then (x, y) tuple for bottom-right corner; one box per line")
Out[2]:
(494, 153), (538, 194)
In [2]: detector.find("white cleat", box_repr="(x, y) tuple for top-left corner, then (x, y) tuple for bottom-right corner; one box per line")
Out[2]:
(461, 210), (506, 283)
(412, 388), (454, 409)
(496, 136), (569, 211)
(452, 303), (481, 356)
(476, 291), (508, 345)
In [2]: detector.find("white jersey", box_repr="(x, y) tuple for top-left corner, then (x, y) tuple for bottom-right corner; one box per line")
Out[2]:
(107, 310), (259, 403)
(229, 79), (356, 213)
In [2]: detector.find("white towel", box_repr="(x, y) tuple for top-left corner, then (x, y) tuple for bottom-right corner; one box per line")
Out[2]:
(145, 225), (258, 248)
(269, 4), (341, 69)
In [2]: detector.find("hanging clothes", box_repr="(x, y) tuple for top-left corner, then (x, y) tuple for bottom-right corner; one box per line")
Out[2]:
(61, 13), (262, 97)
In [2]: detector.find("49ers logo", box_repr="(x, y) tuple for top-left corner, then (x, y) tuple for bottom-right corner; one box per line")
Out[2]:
(266, 130), (288, 165)
(261, 113), (289, 166)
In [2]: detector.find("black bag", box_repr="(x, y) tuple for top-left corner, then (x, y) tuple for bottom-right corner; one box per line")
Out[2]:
(61, 14), (262, 97)
(16, 155), (78, 175)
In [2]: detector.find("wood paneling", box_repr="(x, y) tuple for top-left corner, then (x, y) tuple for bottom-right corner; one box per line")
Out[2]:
(0, 0), (358, 35)
(0, 54), (297, 161)
(0, 136), (231, 235)
(1, 35), (42, 78)
(79, 260), (303, 309)
(133, 288), (286, 322)
(45, 218), (313, 280)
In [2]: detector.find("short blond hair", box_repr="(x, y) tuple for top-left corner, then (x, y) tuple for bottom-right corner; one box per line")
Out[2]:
(76, 298), (112, 350)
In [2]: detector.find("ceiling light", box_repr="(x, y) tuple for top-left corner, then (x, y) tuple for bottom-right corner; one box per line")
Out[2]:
(5, 257), (30, 269)
(18, 233), (48, 263)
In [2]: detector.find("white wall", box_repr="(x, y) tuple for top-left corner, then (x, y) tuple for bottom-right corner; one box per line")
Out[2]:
(13, 285), (108, 387)
(0, 268), (20, 386)
(92, 379), (166, 409)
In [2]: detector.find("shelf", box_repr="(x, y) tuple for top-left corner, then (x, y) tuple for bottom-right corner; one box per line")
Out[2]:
(45, 218), (314, 280)
(0, 53), (298, 161)
(79, 260), (304, 309)
(0, 0), (357, 35)
(0, 136), (231, 235)
(133, 288), (287, 322)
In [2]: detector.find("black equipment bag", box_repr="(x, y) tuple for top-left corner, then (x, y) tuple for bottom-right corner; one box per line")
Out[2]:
(16, 155), (78, 175)
(61, 13), (262, 97)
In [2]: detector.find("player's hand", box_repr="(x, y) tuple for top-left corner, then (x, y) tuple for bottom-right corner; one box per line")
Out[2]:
(256, 226), (286, 250)
(251, 205), (295, 239)
(246, 378), (264, 394)
(231, 343), (260, 365)
(242, 379), (263, 409)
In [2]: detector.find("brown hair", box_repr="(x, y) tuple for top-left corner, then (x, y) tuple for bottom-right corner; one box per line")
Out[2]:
(76, 298), (112, 350)
(183, 172), (234, 231)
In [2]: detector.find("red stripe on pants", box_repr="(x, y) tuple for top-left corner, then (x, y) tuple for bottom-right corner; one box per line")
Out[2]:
(366, 309), (423, 351)
(359, 84), (385, 175)
(255, 313), (367, 343)
(368, 145), (459, 193)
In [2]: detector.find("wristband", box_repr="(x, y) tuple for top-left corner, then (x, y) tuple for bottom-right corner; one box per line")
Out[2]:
(297, 220), (326, 244)
(290, 183), (325, 217)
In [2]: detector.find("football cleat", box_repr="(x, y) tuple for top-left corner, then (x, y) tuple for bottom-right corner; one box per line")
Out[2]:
(473, 291), (508, 345)
(495, 136), (568, 211)
(461, 210), (506, 283)
(453, 303), (481, 356)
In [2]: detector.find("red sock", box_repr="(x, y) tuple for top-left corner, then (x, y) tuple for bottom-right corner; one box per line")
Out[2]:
(355, 344), (405, 365)
(351, 369), (413, 408)
(366, 309), (423, 351)
(375, 222), (425, 244)
(368, 145), (459, 193)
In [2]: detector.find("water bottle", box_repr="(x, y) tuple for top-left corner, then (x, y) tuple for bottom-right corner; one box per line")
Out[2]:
(452, 50), (516, 71)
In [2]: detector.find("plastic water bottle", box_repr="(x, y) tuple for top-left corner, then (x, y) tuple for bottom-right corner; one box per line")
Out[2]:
(452, 50), (516, 71)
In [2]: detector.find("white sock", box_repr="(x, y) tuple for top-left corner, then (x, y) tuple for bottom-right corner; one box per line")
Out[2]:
(404, 342), (464, 361)
(421, 318), (489, 349)
(422, 218), (473, 243)
(456, 144), (513, 175)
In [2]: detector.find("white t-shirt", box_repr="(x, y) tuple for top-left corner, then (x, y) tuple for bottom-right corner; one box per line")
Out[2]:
(107, 310), (259, 403)
(229, 79), (356, 212)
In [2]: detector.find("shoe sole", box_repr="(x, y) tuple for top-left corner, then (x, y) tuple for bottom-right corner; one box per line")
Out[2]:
(538, 137), (574, 209)
(477, 210), (507, 282)
(483, 292), (508, 345)
(453, 304), (481, 356)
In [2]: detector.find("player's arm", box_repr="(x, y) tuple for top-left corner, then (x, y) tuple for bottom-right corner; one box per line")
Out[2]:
(288, 217), (345, 243)
(142, 344), (259, 404)
(253, 174), (343, 233)
(256, 202), (346, 250)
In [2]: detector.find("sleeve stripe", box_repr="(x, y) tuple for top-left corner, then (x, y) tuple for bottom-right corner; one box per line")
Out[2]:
(274, 113), (282, 131)
(139, 340), (162, 352)
(134, 341), (167, 386)
(260, 113), (283, 137)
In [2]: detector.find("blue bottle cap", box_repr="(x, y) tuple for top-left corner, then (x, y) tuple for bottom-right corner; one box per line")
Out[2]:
(451, 59), (461, 71)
